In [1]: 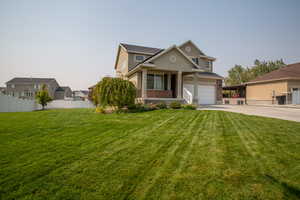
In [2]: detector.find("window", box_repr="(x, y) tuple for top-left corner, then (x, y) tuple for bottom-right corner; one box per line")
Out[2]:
(135, 55), (145, 62)
(147, 74), (165, 90)
(24, 91), (33, 97)
(11, 84), (15, 88)
(34, 84), (40, 89)
(192, 57), (199, 65)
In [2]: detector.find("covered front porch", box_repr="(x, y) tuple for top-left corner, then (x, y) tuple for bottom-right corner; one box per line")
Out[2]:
(133, 68), (206, 104)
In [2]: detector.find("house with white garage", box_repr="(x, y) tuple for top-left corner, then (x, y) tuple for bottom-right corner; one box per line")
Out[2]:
(114, 40), (223, 105)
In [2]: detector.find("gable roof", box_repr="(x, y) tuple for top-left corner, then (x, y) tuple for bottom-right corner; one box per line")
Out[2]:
(178, 40), (205, 55)
(6, 77), (57, 84)
(146, 45), (201, 68)
(128, 45), (203, 74)
(247, 62), (300, 84)
(129, 49), (165, 71)
(120, 43), (162, 55)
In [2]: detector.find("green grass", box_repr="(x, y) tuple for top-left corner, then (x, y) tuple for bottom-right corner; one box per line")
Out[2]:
(0, 109), (300, 200)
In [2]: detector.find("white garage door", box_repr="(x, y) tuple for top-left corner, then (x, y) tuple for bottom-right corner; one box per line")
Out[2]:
(198, 85), (215, 105)
(292, 90), (300, 104)
(183, 84), (216, 105)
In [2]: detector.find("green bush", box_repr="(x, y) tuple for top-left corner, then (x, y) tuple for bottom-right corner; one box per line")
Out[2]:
(169, 101), (181, 109)
(36, 84), (52, 110)
(183, 104), (197, 110)
(94, 77), (136, 109)
(156, 102), (167, 109)
(123, 103), (157, 113)
(95, 106), (106, 114)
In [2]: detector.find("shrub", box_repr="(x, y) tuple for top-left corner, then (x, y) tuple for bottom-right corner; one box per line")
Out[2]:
(36, 84), (52, 110)
(183, 104), (197, 110)
(127, 104), (137, 110)
(148, 103), (159, 110)
(95, 106), (105, 114)
(156, 102), (167, 109)
(94, 77), (136, 109)
(169, 101), (181, 109)
(115, 107), (129, 114)
(124, 103), (156, 113)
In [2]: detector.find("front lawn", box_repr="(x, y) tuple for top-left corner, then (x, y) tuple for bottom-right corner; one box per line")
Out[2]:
(0, 109), (299, 199)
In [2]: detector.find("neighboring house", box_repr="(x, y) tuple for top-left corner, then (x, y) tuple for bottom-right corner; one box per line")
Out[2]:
(0, 87), (6, 94)
(88, 85), (96, 101)
(5, 77), (72, 100)
(54, 86), (73, 100)
(246, 62), (300, 105)
(114, 40), (223, 105)
(73, 90), (89, 101)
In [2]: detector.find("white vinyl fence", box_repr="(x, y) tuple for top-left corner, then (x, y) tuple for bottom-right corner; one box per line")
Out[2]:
(46, 100), (95, 109)
(292, 90), (300, 104)
(0, 94), (95, 112)
(0, 93), (40, 112)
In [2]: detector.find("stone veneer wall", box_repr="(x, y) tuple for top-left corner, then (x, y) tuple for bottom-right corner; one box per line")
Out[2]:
(216, 80), (223, 102)
(147, 90), (172, 98)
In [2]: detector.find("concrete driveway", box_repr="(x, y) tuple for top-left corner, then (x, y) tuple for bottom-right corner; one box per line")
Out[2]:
(199, 105), (300, 122)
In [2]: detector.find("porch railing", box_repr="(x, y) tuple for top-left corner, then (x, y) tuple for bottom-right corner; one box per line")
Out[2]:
(183, 88), (193, 104)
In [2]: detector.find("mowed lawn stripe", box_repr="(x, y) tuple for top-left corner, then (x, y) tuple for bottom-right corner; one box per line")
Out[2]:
(136, 112), (205, 200)
(110, 111), (199, 200)
(224, 112), (300, 199)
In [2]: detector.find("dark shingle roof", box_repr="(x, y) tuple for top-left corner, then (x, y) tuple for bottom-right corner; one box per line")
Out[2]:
(120, 43), (162, 55)
(248, 62), (300, 83)
(129, 49), (165, 71)
(6, 77), (56, 84)
(197, 72), (223, 79)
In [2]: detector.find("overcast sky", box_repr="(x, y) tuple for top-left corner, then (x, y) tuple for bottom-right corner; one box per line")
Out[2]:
(0, 0), (300, 90)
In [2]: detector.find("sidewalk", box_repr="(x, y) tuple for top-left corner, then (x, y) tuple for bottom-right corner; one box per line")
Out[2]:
(198, 104), (300, 122)
(246, 104), (300, 109)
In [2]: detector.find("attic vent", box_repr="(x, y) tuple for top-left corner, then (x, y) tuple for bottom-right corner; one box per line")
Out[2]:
(185, 46), (191, 52)
(169, 55), (177, 63)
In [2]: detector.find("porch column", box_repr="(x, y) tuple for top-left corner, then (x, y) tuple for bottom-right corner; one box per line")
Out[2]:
(142, 69), (147, 98)
(193, 73), (198, 104)
(167, 72), (171, 90)
(177, 71), (182, 98)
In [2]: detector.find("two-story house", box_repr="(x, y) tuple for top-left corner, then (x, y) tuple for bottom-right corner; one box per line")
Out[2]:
(5, 77), (72, 100)
(114, 40), (223, 105)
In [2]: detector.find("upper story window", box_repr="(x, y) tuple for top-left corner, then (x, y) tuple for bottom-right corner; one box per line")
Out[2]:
(134, 55), (145, 62)
(11, 84), (15, 88)
(192, 57), (199, 65)
(34, 84), (40, 89)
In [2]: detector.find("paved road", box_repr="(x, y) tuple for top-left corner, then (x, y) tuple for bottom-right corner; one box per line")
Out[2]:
(199, 105), (300, 122)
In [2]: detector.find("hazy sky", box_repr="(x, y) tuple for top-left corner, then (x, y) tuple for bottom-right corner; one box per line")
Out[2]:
(1, 0), (300, 90)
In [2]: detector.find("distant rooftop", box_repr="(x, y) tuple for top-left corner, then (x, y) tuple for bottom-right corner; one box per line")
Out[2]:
(56, 86), (71, 92)
(6, 77), (56, 84)
(248, 62), (300, 84)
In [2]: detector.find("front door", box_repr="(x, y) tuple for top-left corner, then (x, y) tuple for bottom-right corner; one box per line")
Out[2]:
(171, 74), (177, 98)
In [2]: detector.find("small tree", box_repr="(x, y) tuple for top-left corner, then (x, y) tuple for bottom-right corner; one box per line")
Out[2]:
(36, 84), (52, 110)
(94, 77), (136, 109)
